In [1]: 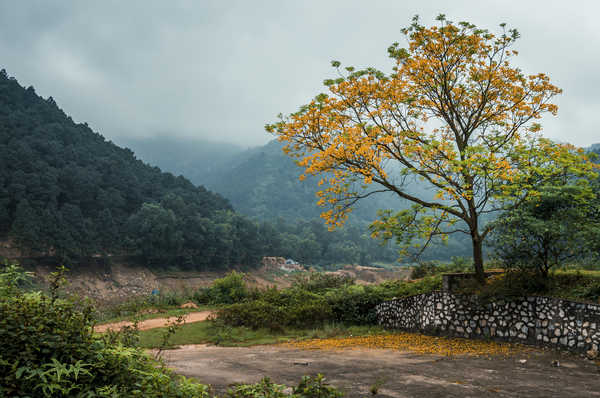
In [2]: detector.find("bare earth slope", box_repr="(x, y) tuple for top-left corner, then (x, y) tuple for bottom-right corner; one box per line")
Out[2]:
(27, 259), (410, 304)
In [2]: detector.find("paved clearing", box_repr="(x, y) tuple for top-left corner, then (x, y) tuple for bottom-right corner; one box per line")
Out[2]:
(94, 311), (212, 333)
(161, 344), (600, 397)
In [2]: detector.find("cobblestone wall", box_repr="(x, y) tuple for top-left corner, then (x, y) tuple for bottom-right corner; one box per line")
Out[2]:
(376, 292), (600, 354)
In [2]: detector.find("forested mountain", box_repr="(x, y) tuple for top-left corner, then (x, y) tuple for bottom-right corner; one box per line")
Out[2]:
(0, 69), (261, 269)
(0, 70), (414, 269)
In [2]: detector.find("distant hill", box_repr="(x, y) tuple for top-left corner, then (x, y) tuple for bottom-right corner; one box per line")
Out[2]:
(128, 137), (472, 261)
(202, 139), (418, 225)
(124, 137), (412, 224)
(0, 69), (262, 269)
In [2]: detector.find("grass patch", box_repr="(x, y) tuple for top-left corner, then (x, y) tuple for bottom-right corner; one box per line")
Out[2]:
(138, 320), (388, 348)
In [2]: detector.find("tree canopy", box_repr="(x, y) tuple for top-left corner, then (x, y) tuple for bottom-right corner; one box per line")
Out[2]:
(489, 185), (600, 277)
(267, 15), (597, 280)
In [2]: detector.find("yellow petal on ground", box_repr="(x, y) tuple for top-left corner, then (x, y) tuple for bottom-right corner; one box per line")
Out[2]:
(284, 332), (534, 357)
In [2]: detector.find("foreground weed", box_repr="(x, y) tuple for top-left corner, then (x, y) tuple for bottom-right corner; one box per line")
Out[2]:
(155, 314), (186, 360)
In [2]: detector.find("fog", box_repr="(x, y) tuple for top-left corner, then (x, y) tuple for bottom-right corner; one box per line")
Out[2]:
(0, 1), (597, 147)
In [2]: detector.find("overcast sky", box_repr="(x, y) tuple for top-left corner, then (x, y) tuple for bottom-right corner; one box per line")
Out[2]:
(0, 1), (598, 148)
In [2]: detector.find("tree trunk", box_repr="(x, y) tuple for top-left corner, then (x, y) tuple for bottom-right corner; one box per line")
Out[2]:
(472, 235), (485, 284)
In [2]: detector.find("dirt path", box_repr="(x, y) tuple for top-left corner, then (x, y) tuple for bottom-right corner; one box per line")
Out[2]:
(160, 345), (600, 397)
(94, 311), (213, 333)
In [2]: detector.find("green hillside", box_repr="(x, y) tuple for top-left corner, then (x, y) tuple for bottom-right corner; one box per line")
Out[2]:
(0, 69), (416, 269)
(0, 69), (261, 269)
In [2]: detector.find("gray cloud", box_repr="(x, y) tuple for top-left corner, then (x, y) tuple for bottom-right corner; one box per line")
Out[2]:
(0, 0), (598, 147)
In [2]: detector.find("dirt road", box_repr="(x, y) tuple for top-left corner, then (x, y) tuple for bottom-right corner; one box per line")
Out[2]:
(160, 345), (600, 397)
(94, 311), (212, 333)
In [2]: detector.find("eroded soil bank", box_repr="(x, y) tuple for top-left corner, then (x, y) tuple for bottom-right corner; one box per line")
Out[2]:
(160, 345), (600, 397)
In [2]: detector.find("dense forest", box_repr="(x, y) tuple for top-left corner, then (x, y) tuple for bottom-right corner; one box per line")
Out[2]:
(0, 69), (263, 269)
(0, 70), (406, 269)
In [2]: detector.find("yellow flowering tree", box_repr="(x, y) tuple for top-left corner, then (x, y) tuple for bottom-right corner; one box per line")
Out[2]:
(266, 15), (597, 282)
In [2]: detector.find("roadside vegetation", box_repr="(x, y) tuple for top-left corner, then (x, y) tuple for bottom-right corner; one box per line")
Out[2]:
(0, 262), (345, 397)
(203, 272), (440, 330)
(136, 271), (440, 347)
(129, 260), (600, 349)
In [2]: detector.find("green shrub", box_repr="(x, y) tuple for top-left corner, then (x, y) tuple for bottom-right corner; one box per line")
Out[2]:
(194, 271), (249, 304)
(410, 262), (438, 279)
(410, 257), (472, 279)
(216, 275), (442, 330)
(224, 375), (343, 398)
(325, 285), (385, 325)
(293, 374), (344, 398)
(454, 270), (600, 304)
(455, 270), (547, 301)
(217, 300), (287, 331)
(378, 276), (442, 298)
(0, 264), (210, 397)
(0, 261), (33, 297)
(285, 300), (333, 329)
(225, 377), (289, 398)
(291, 272), (354, 292)
(216, 297), (333, 331)
(0, 292), (96, 370)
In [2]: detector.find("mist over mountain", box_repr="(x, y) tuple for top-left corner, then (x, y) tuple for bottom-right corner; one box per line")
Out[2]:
(118, 136), (246, 186)
(123, 137), (410, 224)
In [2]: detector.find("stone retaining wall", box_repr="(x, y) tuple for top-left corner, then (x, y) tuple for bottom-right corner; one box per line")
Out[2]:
(376, 291), (600, 354)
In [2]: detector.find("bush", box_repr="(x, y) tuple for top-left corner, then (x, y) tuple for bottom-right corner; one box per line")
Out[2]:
(410, 257), (473, 279)
(216, 296), (333, 331)
(455, 270), (600, 303)
(194, 271), (249, 304)
(325, 284), (385, 325)
(0, 263), (210, 397)
(217, 300), (287, 331)
(455, 270), (547, 301)
(410, 262), (437, 279)
(225, 377), (289, 398)
(225, 375), (343, 398)
(291, 272), (354, 292)
(293, 374), (344, 398)
(216, 275), (442, 330)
